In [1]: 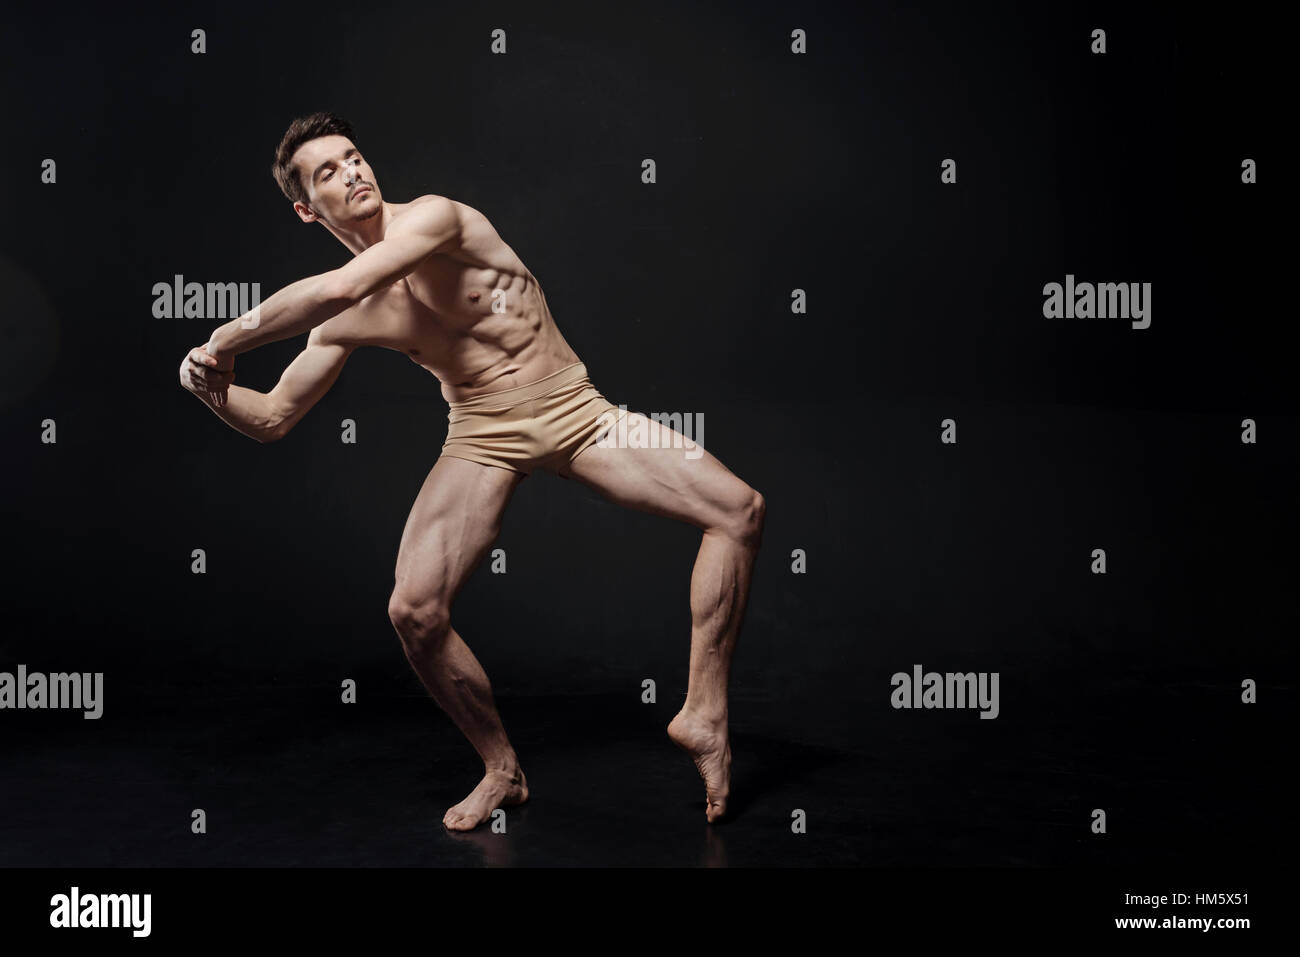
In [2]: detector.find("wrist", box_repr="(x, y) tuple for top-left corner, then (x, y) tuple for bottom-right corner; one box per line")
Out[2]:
(206, 323), (237, 363)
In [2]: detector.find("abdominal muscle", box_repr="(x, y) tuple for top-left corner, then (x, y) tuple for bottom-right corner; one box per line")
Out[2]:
(390, 296), (582, 403)
(322, 247), (584, 403)
(429, 334), (583, 403)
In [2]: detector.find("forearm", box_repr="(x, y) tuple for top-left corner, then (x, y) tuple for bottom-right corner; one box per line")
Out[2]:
(207, 272), (352, 360)
(189, 384), (282, 443)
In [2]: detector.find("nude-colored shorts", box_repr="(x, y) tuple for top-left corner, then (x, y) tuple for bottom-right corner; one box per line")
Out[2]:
(439, 362), (632, 476)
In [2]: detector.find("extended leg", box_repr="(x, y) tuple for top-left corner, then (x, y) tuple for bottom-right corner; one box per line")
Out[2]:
(560, 413), (765, 821)
(387, 454), (529, 831)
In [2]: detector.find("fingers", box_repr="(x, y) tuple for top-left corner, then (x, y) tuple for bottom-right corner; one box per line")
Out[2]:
(190, 345), (233, 374)
(193, 372), (235, 391)
(189, 347), (219, 368)
(181, 346), (233, 407)
(184, 364), (234, 405)
(187, 357), (235, 391)
(202, 344), (234, 372)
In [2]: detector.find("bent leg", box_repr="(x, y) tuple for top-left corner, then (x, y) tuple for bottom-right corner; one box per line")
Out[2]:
(387, 454), (529, 830)
(559, 413), (765, 822)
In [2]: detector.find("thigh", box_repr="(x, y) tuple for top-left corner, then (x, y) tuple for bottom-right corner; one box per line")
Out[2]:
(557, 411), (754, 531)
(393, 454), (525, 604)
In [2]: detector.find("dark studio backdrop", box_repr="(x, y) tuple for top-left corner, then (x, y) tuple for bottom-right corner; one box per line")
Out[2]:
(0, 0), (1293, 871)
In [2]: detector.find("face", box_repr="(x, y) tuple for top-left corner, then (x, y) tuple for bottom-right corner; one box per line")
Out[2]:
(290, 134), (382, 225)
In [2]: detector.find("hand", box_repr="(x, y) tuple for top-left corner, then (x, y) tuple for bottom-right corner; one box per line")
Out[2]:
(179, 345), (235, 407)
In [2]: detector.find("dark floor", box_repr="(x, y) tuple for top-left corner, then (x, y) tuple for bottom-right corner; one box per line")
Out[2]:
(0, 673), (1288, 868)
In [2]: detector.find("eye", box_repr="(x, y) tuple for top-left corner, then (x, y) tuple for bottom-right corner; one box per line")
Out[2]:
(322, 170), (333, 181)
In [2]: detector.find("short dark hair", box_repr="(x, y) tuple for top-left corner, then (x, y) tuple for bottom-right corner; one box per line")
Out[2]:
(272, 112), (356, 204)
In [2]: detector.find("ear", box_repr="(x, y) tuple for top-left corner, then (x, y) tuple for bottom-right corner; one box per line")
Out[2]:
(293, 200), (320, 224)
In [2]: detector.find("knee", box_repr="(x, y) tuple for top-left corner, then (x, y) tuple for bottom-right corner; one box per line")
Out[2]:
(387, 592), (452, 657)
(723, 488), (765, 547)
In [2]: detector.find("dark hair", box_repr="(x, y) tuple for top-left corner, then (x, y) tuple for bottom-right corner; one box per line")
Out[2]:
(272, 112), (356, 204)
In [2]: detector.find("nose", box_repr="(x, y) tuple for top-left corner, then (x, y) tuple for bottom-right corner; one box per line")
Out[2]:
(343, 161), (360, 186)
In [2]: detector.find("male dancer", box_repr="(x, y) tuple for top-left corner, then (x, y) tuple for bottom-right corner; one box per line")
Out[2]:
(179, 113), (764, 829)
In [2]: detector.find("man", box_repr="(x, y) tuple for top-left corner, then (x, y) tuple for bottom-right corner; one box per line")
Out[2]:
(179, 112), (764, 830)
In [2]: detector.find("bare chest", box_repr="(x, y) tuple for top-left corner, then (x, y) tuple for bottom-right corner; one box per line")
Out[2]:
(323, 256), (533, 359)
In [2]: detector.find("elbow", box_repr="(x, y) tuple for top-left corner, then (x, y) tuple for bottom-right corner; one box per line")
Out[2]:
(260, 415), (288, 443)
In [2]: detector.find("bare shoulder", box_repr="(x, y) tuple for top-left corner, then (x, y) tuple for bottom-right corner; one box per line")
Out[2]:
(387, 194), (463, 232)
(399, 194), (443, 213)
(387, 196), (512, 269)
(406, 193), (482, 214)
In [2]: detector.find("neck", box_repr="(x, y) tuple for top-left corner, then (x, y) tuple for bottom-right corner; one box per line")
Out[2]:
(322, 201), (393, 254)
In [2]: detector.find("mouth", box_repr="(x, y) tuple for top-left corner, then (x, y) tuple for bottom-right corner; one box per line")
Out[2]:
(349, 185), (372, 202)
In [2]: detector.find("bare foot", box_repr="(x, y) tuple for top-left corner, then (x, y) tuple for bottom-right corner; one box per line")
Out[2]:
(442, 768), (529, 831)
(667, 710), (732, 823)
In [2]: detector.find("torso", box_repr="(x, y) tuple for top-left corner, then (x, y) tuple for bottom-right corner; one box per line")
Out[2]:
(315, 196), (582, 403)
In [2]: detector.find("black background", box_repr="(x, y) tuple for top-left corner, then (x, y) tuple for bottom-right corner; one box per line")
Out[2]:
(0, 0), (1293, 870)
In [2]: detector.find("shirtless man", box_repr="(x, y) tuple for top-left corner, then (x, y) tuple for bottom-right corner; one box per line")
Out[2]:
(178, 113), (765, 830)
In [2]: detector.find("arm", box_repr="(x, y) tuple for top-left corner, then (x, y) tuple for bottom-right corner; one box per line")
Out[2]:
(180, 332), (353, 442)
(263, 331), (354, 440)
(206, 196), (463, 361)
(184, 377), (282, 444)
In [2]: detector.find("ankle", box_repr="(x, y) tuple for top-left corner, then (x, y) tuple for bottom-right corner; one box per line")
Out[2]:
(676, 704), (728, 729)
(484, 759), (522, 780)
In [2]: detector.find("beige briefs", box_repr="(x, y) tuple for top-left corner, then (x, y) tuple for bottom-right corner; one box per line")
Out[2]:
(440, 362), (632, 477)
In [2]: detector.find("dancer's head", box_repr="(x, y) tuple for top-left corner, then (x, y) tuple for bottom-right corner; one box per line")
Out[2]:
(273, 112), (382, 227)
